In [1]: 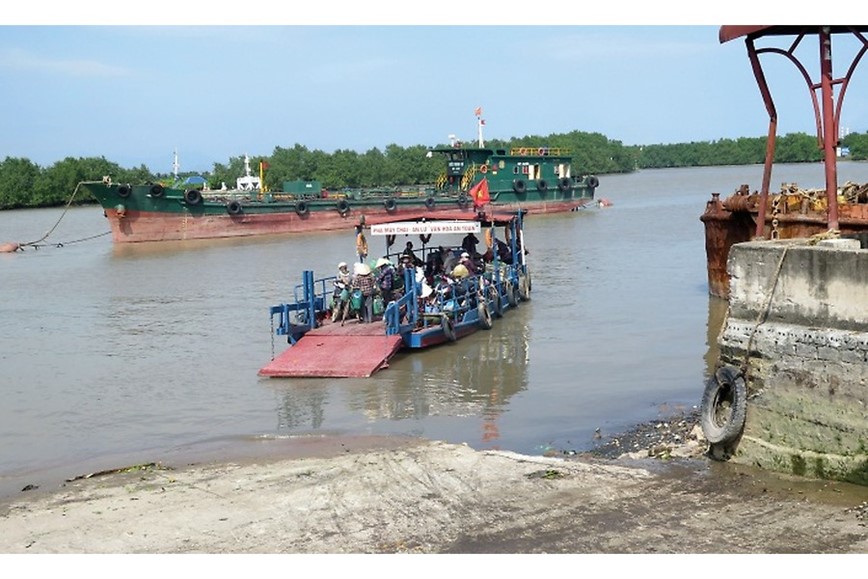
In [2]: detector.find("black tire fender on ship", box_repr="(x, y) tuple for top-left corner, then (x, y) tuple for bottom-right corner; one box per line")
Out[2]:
(537, 179), (548, 192)
(491, 289), (503, 318)
(295, 200), (309, 216)
(506, 280), (519, 307)
(441, 315), (457, 342)
(513, 179), (526, 194)
(477, 300), (493, 330)
(336, 199), (350, 216)
(557, 177), (571, 192)
(425, 196), (436, 211)
(518, 273), (531, 301)
(457, 194), (469, 208)
(117, 184), (132, 198)
(700, 365), (747, 446)
(150, 184), (165, 197)
(184, 189), (202, 205)
(384, 197), (397, 212)
(587, 175), (600, 189)
(226, 200), (243, 215)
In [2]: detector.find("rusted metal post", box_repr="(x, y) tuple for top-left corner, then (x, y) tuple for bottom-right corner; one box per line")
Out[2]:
(746, 37), (778, 239)
(819, 27), (840, 230)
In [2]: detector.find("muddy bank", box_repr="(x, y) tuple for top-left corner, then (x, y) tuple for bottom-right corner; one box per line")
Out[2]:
(0, 425), (865, 554)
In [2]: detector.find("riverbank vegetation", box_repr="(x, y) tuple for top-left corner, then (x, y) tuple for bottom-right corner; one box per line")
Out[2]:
(2, 130), (866, 210)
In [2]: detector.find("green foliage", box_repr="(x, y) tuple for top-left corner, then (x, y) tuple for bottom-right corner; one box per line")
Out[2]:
(635, 133), (824, 169)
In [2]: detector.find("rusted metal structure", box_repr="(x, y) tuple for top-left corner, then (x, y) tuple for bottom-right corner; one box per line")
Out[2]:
(701, 26), (868, 298)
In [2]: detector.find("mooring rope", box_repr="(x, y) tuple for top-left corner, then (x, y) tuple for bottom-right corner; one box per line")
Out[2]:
(16, 181), (108, 249)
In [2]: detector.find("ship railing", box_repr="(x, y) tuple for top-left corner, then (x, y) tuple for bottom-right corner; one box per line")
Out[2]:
(509, 147), (571, 157)
(269, 270), (332, 344)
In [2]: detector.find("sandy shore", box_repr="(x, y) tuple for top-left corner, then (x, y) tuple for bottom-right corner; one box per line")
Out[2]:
(0, 432), (865, 556)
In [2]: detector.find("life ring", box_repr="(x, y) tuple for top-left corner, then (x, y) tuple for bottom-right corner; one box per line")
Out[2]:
(295, 200), (309, 216)
(513, 179), (526, 194)
(226, 200), (243, 215)
(384, 197), (397, 212)
(457, 194), (469, 208)
(700, 365), (747, 446)
(557, 177), (571, 192)
(484, 228), (493, 249)
(537, 179), (548, 192)
(184, 189), (202, 205)
(117, 184), (132, 198)
(150, 184), (165, 197)
(519, 148), (527, 156)
(425, 197), (436, 210)
(336, 199), (350, 216)
(587, 175), (600, 189)
(538, 147), (545, 156)
(480, 164), (488, 174)
(441, 316), (457, 342)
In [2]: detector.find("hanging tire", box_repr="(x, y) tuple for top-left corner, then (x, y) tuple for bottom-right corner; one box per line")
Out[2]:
(295, 200), (309, 216)
(557, 177), (571, 192)
(336, 199), (350, 216)
(587, 175), (600, 188)
(384, 197), (397, 212)
(425, 197), (436, 210)
(477, 300), (493, 329)
(506, 280), (518, 307)
(537, 179), (548, 192)
(227, 200), (243, 215)
(150, 184), (165, 197)
(491, 289), (503, 318)
(700, 365), (747, 445)
(518, 273), (531, 301)
(117, 184), (132, 198)
(184, 189), (202, 205)
(441, 316), (457, 342)
(457, 194), (469, 208)
(513, 179), (526, 194)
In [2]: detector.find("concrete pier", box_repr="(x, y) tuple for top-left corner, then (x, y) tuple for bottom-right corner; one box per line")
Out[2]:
(714, 238), (868, 485)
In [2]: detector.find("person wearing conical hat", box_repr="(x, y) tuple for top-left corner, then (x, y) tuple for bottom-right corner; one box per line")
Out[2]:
(351, 261), (376, 323)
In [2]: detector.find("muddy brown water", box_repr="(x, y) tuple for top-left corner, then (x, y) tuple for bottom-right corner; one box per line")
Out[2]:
(3, 162), (868, 499)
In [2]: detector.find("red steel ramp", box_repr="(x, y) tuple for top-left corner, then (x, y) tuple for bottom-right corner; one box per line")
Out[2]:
(259, 332), (404, 378)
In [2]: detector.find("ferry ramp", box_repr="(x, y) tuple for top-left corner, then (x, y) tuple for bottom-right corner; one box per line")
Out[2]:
(258, 320), (403, 378)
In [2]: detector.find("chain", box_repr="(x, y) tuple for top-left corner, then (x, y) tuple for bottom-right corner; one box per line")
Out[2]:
(770, 194), (781, 240)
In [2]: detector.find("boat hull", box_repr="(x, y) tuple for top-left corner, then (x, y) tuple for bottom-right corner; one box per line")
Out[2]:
(85, 182), (593, 243)
(701, 190), (868, 298)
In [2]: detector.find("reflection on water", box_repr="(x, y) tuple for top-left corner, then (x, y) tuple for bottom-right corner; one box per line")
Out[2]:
(268, 315), (531, 445)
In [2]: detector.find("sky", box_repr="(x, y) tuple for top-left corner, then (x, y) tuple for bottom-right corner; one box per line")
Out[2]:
(2, 3), (867, 173)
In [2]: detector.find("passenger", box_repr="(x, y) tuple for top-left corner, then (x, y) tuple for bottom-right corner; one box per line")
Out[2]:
(337, 261), (351, 286)
(351, 262), (376, 323)
(442, 249), (460, 274)
(355, 225), (368, 264)
(375, 257), (396, 305)
(425, 245), (447, 281)
(458, 251), (478, 275)
(461, 231), (479, 257)
(401, 241), (424, 267)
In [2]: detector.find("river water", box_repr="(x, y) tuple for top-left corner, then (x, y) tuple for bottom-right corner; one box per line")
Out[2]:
(3, 162), (868, 498)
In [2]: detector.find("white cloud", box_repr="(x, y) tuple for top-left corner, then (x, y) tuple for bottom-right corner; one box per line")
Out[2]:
(0, 48), (129, 77)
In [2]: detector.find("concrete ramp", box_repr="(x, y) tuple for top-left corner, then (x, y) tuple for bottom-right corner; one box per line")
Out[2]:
(259, 333), (404, 378)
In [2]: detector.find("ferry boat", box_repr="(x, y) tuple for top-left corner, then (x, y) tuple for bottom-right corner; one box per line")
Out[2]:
(259, 208), (530, 378)
(82, 118), (597, 244)
(701, 25), (868, 298)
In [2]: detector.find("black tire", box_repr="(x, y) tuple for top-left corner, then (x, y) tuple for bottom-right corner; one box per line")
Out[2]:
(336, 199), (350, 216)
(441, 316), (457, 342)
(117, 184), (132, 198)
(150, 184), (165, 197)
(506, 281), (518, 307)
(295, 201), (309, 216)
(557, 177), (571, 192)
(518, 273), (531, 301)
(227, 200), (243, 215)
(425, 197), (436, 210)
(700, 365), (747, 446)
(537, 179), (548, 192)
(477, 300), (493, 329)
(384, 197), (397, 212)
(184, 189), (202, 205)
(587, 175), (600, 189)
(491, 289), (503, 318)
(513, 179), (526, 194)
(457, 194), (469, 208)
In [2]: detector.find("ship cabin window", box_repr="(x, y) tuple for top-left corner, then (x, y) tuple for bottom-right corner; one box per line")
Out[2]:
(495, 149), (507, 155)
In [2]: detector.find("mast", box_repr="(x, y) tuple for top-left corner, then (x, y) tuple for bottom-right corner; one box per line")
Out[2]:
(172, 148), (180, 181)
(475, 107), (485, 147)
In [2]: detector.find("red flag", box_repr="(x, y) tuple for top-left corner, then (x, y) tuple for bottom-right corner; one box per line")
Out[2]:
(260, 161), (270, 170)
(474, 106), (482, 116)
(469, 178), (490, 208)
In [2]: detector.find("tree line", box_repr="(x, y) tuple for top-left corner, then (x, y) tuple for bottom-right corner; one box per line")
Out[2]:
(2, 130), (867, 210)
